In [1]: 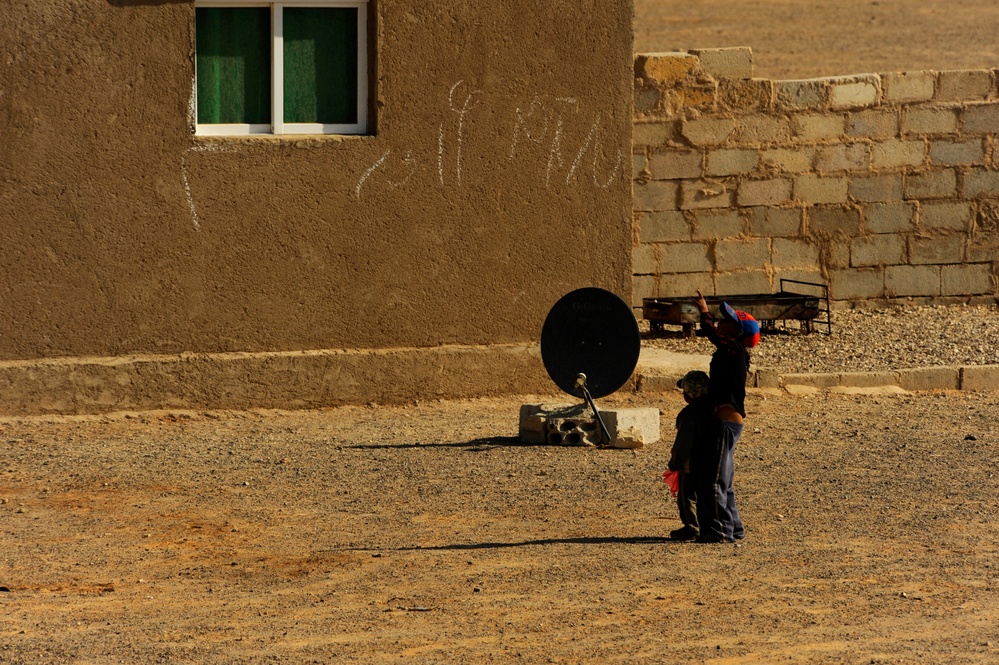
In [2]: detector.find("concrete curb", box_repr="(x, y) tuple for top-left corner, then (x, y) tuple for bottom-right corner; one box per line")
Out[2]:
(635, 363), (999, 394)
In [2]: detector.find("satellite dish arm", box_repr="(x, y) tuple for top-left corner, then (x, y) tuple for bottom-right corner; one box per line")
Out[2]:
(575, 373), (612, 445)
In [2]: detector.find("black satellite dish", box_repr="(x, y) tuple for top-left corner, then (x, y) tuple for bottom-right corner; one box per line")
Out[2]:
(540, 287), (641, 443)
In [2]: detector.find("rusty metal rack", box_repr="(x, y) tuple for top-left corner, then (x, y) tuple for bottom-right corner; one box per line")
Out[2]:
(643, 278), (832, 337)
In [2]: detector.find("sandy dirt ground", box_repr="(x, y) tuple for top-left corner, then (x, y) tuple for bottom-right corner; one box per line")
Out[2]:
(634, 0), (999, 80)
(2, 388), (998, 663)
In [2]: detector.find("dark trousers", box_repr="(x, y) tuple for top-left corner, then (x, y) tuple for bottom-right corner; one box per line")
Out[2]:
(694, 419), (744, 542)
(675, 471), (698, 530)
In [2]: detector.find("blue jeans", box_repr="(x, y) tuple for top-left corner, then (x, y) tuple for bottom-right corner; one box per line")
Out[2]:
(695, 419), (744, 542)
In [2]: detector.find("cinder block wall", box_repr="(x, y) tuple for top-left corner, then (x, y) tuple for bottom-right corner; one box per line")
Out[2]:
(632, 48), (999, 310)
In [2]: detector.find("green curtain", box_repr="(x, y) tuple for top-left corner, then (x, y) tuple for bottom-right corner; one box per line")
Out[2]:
(196, 7), (271, 125)
(283, 8), (358, 124)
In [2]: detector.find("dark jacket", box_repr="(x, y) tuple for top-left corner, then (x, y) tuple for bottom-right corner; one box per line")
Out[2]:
(669, 397), (713, 473)
(700, 311), (749, 418)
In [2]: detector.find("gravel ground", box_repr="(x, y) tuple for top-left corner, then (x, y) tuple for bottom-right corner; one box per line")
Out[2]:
(643, 303), (999, 374)
(2, 391), (998, 663)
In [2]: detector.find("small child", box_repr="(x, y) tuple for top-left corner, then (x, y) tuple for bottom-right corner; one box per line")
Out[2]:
(665, 370), (712, 541)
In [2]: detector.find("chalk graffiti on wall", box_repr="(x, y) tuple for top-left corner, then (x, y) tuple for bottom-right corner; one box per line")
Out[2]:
(354, 80), (623, 198)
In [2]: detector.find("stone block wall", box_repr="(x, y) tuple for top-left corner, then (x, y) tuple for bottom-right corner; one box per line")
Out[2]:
(632, 48), (999, 310)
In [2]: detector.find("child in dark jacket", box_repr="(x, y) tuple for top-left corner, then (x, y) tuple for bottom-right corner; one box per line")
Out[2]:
(666, 370), (712, 541)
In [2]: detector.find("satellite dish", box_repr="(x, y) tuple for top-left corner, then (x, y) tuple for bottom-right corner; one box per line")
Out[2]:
(540, 287), (641, 443)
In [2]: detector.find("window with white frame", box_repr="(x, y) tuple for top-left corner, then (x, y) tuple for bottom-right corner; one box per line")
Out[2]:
(195, 1), (369, 135)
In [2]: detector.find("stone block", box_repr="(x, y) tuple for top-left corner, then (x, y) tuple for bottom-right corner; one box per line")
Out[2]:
(904, 169), (958, 200)
(680, 179), (735, 210)
(519, 403), (599, 446)
(706, 148), (760, 176)
(960, 364), (999, 391)
(734, 114), (790, 143)
(882, 71), (936, 103)
(920, 202), (972, 230)
(930, 139), (985, 166)
(965, 168), (999, 199)
(941, 263), (995, 296)
(634, 180), (679, 212)
(649, 150), (703, 180)
(903, 108), (959, 135)
(655, 272), (714, 298)
(817, 143), (871, 173)
(690, 209), (744, 240)
(633, 153), (649, 178)
(689, 47), (754, 80)
(809, 206), (862, 235)
(792, 113), (846, 140)
(936, 70), (995, 102)
(632, 275), (659, 307)
(849, 174), (903, 202)
(680, 117), (737, 146)
(885, 264), (941, 297)
(776, 79), (827, 110)
(717, 79), (775, 113)
(827, 242), (851, 269)
(794, 175), (849, 204)
(714, 270), (771, 295)
(715, 238), (770, 272)
(519, 403), (660, 448)
(639, 210), (690, 243)
(775, 269), (824, 287)
(603, 408), (662, 448)
(846, 109), (899, 138)
(828, 75), (881, 109)
(897, 367), (960, 391)
(754, 368), (781, 388)
(635, 52), (699, 86)
(737, 178), (793, 207)
(908, 234), (965, 265)
(635, 87), (661, 115)
(761, 146), (815, 173)
(962, 103), (999, 133)
(864, 202), (915, 233)
(633, 244), (659, 274)
(829, 268), (885, 299)
(771, 238), (820, 268)
(781, 373), (840, 389)
(747, 207), (802, 237)
(634, 121), (678, 148)
(871, 139), (926, 168)
(659, 242), (713, 273)
(967, 235), (999, 262)
(839, 371), (901, 388)
(851, 234), (905, 267)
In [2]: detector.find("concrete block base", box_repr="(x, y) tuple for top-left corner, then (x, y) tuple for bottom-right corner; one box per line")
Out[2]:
(519, 403), (661, 448)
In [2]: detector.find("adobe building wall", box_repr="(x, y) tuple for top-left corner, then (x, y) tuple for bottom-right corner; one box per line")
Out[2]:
(632, 48), (999, 310)
(0, 1), (634, 414)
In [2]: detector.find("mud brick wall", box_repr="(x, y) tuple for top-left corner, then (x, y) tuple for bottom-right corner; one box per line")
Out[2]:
(632, 48), (999, 310)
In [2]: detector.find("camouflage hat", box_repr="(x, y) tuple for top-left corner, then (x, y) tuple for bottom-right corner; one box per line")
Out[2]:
(676, 370), (710, 399)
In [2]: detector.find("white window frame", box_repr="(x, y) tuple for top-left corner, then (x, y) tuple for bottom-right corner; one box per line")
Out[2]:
(195, 0), (369, 136)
